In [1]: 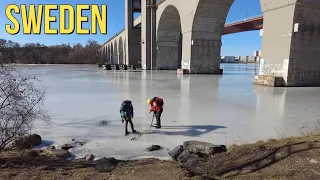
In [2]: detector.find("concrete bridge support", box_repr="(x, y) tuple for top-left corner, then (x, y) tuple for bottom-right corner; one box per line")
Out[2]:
(114, 41), (118, 64)
(119, 37), (124, 64)
(125, 0), (142, 67)
(255, 0), (320, 87)
(108, 45), (111, 63)
(156, 0), (234, 73)
(110, 43), (114, 64)
(124, 39), (127, 64)
(188, 0), (233, 73)
(103, 46), (106, 62)
(141, 0), (157, 70)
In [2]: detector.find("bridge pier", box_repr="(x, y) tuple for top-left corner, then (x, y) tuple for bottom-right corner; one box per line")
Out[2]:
(125, 0), (141, 67)
(141, 0), (157, 70)
(181, 0), (233, 74)
(255, 0), (320, 87)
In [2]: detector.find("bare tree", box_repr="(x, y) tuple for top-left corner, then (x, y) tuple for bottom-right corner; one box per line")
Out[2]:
(0, 65), (50, 151)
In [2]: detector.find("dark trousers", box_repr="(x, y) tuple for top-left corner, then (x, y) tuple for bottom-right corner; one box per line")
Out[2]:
(125, 117), (135, 133)
(154, 110), (163, 128)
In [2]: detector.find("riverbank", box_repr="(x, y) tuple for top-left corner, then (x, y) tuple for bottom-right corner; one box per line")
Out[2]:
(1, 134), (320, 180)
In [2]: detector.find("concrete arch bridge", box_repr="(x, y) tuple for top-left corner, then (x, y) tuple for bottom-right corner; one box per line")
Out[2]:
(100, 0), (320, 87)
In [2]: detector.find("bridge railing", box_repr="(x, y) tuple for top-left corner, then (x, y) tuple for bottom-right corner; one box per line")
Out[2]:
(225, 14), (263, 26)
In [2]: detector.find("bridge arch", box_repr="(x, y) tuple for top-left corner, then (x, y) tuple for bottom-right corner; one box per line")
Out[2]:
(102, 46), (106, 62)
(110, 42), (114, 63)
(186, 0), (234, 73)
(109, 45), (112, 63)
(156, 4), (182, 70)
(118, 37), (124, 64)
(154, 0), (233, 73)
(107, 45), (110, 63)
(113, 40), (118, 64)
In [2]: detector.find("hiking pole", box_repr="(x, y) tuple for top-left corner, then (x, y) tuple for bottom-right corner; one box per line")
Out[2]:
(150, 113), (155, 130)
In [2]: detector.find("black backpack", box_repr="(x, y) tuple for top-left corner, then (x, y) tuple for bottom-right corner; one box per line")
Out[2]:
(120, 100), (132, 112)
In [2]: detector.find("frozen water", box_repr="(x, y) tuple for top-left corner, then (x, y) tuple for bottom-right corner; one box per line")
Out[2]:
(15, 64), (320, 160)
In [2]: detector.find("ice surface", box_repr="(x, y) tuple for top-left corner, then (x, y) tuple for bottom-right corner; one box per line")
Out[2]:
(15, 64), (320, 160)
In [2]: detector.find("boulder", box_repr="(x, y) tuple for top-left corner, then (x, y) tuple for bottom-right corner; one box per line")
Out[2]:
(43, 149), (70, 159)
(168, 145), (184, 161)
(177, 150), (200, 164)
(61, 144), (73, 151)
(183, 141), (227, 156)
(146, 145), (162, 152)
(10, 134), (42, 150)
(94, 157), (122, 172)
(85, 154), (95, 161)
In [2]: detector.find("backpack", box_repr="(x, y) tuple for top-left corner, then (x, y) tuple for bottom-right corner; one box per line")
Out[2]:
(120, 100), (132, 112)
(155, 97), (164, 106)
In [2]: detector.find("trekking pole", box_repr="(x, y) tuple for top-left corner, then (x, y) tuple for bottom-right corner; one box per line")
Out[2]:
(150, 114), (155, 130)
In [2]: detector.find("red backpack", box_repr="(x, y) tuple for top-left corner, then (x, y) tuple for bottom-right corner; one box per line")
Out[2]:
(155, 97), (164, 106)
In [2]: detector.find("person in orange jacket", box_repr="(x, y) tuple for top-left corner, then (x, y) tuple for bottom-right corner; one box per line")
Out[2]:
(147, 97), (164, 129)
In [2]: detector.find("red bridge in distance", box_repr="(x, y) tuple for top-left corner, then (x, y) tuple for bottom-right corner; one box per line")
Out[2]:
(223, 15), (263, 35)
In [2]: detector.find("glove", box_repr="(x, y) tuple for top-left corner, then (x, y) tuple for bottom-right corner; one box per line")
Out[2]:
(122, 119), (124, 123)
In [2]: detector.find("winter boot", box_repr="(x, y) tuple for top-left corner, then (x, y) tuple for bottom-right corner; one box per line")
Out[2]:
(155, 119), (161, 129)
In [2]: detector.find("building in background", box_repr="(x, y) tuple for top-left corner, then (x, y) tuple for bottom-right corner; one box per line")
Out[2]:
(253, 50), (261, 64)
(221, 50), (261, 64)
(221, 56), (238, 63)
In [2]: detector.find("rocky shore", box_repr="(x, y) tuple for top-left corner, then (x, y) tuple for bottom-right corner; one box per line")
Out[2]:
(1, 134), (320, 179)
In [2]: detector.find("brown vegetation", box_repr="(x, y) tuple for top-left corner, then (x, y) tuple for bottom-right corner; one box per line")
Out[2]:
(0, 39), (102, 64)
(1, 135), (320, 180)
(0, 66), (50, 151)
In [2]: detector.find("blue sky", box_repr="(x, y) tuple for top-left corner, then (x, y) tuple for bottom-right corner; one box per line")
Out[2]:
(0, 0), (262, 56)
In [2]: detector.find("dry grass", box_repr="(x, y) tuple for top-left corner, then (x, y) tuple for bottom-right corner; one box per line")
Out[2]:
(186, 134), (320, 179)
(1, 134), (320, 179)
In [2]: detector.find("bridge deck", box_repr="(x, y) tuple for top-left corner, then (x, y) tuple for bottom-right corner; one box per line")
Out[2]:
(102, 1), (263, 47)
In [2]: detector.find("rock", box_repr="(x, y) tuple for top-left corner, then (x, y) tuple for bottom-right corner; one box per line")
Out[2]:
(177, 150), (200, 164)
(10, 134), (42, 150)
(46, 146), (56, 150)
(85, 154), (95, 161)
(146, 145), (162, 152)
(61, 144), (73, 151)
(44, 149), (70, 159)
(168, 145), (184, 161)
(183, 141), (227, 156)
(69, 138), (75, 142)
(94, 157), (122, 172)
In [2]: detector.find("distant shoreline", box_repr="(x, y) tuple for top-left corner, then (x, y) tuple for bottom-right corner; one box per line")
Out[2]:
(4, 63), (97, 66)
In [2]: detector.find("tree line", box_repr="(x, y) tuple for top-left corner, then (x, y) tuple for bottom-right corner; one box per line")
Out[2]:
(0, 39), (103, 64)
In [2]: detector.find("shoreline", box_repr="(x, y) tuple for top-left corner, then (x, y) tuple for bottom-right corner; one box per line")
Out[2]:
(1, 133), (320, 179)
